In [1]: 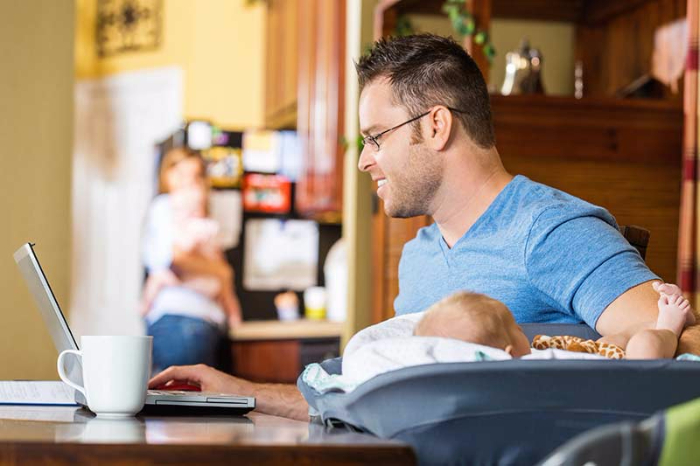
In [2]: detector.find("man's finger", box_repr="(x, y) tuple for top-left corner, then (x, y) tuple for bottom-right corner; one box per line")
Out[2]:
(148, 365), (202, 388)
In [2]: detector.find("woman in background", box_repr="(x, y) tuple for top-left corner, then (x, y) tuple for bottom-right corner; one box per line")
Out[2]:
(141, 147), (241, 374)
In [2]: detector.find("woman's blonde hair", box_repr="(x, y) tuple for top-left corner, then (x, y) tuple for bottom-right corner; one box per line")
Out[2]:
(157, 147), (206, 194)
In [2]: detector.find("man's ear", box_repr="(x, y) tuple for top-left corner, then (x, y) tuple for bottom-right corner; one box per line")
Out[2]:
(425, 106), (453, 151)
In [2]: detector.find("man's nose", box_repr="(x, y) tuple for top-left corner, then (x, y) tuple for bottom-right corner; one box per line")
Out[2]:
(358, 146), (375, 172)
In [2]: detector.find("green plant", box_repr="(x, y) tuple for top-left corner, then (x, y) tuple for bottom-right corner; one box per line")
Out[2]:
(395, 15), (416, 37)
(340, 135), (365, 155)
(442, 0), (496, 63)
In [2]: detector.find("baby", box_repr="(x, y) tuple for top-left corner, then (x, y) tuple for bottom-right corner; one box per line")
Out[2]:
(140, 185), (240, 326)
(414, 284), (695, 360)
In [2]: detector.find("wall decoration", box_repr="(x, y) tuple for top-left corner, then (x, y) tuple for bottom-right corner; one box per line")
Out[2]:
(96, 0), (163, 57)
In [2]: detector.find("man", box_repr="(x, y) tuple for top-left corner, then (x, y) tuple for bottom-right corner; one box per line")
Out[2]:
(150, 34), (700, 421)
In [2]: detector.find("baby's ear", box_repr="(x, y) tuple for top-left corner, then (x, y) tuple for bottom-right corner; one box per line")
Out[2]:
(504, 345), (513, 355)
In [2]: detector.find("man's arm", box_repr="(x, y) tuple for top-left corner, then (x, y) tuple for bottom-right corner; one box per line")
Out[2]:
(595, 280), (659, 345)
(595, 280), (700, 355)
(148, 365), (309, 421)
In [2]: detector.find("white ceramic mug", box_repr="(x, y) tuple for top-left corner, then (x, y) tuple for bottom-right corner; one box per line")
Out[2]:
(57, 335), (152, 418)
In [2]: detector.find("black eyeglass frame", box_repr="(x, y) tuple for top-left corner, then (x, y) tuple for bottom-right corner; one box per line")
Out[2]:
(361, 106), (468, 151)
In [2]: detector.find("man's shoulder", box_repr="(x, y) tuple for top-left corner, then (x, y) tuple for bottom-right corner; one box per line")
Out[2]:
(510, 176), (616, 229)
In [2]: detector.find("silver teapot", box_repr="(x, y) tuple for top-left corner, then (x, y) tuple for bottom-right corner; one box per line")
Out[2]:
(501, 39), (545, 95)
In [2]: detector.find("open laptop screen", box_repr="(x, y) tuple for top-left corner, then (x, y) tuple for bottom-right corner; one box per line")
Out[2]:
(14, 243), (79, 353)
(14, 243), (83, 393)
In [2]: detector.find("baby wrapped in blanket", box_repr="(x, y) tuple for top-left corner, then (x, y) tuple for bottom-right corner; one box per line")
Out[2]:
(414, 285), (693, 360)
(304, 284), (695, 394)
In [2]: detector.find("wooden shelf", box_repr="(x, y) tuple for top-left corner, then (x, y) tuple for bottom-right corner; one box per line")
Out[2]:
(377, 0), (654, 24)
(229, 319), (344, 341)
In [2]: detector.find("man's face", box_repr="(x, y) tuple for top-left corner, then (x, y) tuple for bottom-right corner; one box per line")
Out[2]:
(358, 80), (443, 218)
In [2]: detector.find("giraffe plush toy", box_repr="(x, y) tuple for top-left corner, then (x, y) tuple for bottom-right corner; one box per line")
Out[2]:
(532, 334), (626, 359)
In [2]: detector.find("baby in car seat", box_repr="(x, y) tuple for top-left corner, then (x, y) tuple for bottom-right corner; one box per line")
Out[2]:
(414, 283), (695, 359)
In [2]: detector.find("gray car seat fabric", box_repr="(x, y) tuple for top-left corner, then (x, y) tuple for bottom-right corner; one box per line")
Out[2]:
(537, 416), (664, 466)
(520, 323), (601, 341)
(299, 353), (700, 465)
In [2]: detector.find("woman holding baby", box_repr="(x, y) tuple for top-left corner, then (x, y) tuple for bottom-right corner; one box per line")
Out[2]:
(141, 147), (241, 374)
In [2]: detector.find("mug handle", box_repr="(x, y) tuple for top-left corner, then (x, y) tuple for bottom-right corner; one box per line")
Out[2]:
(57, 350), (87, 398)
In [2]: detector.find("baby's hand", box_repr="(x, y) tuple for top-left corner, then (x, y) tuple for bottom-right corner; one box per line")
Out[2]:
(653, 282), (696, 326)
(657, 293), (693, 336)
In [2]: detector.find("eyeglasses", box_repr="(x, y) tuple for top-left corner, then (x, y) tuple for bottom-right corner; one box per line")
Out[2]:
(361, 107), (468, 151)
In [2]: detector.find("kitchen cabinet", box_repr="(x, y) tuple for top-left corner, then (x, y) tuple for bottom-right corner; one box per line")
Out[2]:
(264, 0), (346, 220)
(229, 319), (343, 383)
(264, 0), (299, 129)
(295, 0), (346, 220)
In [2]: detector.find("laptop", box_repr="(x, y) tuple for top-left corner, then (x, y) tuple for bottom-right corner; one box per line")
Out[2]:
(14, 242), (255, 416)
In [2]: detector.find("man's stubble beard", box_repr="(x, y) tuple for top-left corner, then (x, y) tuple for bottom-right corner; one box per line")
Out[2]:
(384, 143), (443, 219)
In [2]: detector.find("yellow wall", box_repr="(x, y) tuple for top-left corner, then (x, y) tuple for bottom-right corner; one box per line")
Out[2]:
(0, 1), (75, 379)
(75, 0), (266, 129)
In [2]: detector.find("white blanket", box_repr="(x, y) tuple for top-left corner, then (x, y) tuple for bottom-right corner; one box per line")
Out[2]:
(303, 313), (607, 394)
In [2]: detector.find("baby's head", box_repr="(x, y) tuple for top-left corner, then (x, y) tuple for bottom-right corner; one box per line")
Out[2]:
(414, 292), (531, 357)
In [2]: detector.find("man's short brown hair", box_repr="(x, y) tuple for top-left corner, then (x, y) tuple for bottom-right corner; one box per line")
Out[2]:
(355, 34), (495, 149)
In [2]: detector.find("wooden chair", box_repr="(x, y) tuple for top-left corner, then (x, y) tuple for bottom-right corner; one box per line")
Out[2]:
(620, 225), (650, 261)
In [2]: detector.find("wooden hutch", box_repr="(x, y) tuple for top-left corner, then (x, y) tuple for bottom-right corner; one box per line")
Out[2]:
(372, 0), (686, 323)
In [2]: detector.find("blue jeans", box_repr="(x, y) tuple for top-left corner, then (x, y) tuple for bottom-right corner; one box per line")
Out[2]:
(147, 315), (224, 375)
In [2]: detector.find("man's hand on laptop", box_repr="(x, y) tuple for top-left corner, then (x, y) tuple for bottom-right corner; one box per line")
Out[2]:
(148, 365), (311, 421)
(149, 365), (254, 396)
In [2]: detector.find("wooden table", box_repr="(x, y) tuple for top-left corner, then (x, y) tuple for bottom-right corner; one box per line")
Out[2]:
(0, 406), (415, 465)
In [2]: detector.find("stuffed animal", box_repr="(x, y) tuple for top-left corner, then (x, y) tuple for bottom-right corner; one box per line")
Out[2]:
(532, 334), (625, 359)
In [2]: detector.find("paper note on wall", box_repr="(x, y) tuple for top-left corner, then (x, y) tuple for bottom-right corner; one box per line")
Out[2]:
(242, 130), (281, 173)
(209, 190), (243, 250)
(243, 219), (319, 291)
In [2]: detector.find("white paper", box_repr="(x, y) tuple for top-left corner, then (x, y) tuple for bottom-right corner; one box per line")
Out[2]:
(243, 219), (319, 291)
(0, 406), (81, 422)
(279, 131), (302, 182)
(242, 130), (281, 173)
(187, 121), (213, 150)
(0, 381), (78, 406)
(209, 190), (243, 249)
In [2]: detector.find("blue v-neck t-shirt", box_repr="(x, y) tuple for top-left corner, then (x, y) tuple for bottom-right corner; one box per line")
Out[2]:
(394, 175), (659, 329)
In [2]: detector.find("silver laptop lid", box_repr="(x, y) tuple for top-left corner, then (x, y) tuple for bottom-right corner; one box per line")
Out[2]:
(14, 243), (83, 387)
(14, 243), (79, 352)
